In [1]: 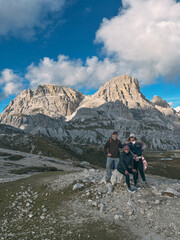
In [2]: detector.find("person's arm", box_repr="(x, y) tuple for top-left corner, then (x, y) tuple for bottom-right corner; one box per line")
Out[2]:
(104, 140), (111, 156)
(142, 142), (146, 151)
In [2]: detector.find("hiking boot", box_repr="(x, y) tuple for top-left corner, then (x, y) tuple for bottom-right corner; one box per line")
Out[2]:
(106, 178), (111, 183)
(127, 187), (136, 193)
(135, 184), (141, 190)
(143, 181), (150, 188)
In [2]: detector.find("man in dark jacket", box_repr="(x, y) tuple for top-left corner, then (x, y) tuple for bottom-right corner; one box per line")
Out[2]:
(104, 131), (123, 181)
(117, 145), (140, 193)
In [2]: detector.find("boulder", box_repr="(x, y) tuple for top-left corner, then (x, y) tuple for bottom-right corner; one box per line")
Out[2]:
(162, 188), (180, 197)
(110, 170), (124, 186)
(107, 183), (114, 194)
(72, 183), (84, 191)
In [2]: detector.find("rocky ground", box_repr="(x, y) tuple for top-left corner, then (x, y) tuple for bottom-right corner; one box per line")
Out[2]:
(0, 158), (180, 240)
(50, 169), (180, 240)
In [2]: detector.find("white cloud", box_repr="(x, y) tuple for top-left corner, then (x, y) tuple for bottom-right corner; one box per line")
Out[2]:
(0, 0), (66, 40)
(25, 55), (118, 89)
(95, 0), (180, 84)
(174, 106), (180, 112)
(0, 69), (24, 98)
(1, 0), (180, 99)
(168, 102), (173, 106)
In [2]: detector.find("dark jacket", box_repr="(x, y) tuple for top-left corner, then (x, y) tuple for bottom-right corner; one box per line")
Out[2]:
(127, 141), (144, 156)
(117, 151), (134, 172)
(104, 137), (123, 158)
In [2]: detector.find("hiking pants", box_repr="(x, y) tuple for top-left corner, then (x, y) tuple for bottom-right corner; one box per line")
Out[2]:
(106, 157), (119, 180)
(134, 157), (146, 181)
(118, 168), (137, 188)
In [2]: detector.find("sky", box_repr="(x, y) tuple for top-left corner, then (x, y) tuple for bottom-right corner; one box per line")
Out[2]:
(0, 0), (180, 113)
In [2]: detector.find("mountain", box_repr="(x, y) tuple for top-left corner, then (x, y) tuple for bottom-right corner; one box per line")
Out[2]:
(0, 84), (84, 119)
(68, 75), (151, 118)
(93, 75), (151, 109)
(0, 75), (179, 151)
(174, 106), (180, 114)
(151, 95), (176, 116)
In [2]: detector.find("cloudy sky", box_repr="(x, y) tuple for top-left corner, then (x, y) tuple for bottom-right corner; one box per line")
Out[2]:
(0, 0), (180, 112)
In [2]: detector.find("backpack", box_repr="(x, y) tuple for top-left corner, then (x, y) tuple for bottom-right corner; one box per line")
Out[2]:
(110, 137), (120, 144)
(142, 156), (148, 171)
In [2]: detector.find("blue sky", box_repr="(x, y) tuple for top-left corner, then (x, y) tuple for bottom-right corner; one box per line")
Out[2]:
(0, 0), (180, 113)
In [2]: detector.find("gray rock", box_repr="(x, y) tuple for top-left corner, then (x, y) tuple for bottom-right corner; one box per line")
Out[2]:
(154, 200), (160, 205)
(127, 209), (134, 216)
(127, 199), (134, 206)
(140, 209), (145, 215)
(107, 184), (114, 194)
(110, 170), (124, 186)
(162, 188), (180, 197)
(100, 176), (107, 184)
(91, 201), (98, 207)
(82, 178), (90, 183)
(138, 199), (147, 204)
(114, 214), (120, 220)
(80, 161), (90, 167)
(28, 213), (34, 218)
(40, 215), (45, 220)
(73, 183), (84, 191)
(43, 208), (47, 213)
(99, 204), (106, 212)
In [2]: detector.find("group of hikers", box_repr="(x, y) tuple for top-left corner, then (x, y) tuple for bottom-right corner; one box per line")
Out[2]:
(104, 131), (149, 193)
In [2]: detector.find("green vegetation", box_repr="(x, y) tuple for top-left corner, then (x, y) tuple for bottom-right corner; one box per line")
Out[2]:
(10, 166), (59, 174)
(144, 151), (180, 179)
(0, 152), (11, 157)
(80, 146), (105, 167)
(8, 155), (25, 161)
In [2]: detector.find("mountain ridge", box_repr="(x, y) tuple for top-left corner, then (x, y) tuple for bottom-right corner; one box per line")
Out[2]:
(0, 74), (179, 150)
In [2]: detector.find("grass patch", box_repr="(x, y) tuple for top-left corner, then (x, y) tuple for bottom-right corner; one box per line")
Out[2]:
(144, 151), (180, 179)
(10, 166), (60, 175)
(8, 155), (25, 161)
(0, 152), (12, 157)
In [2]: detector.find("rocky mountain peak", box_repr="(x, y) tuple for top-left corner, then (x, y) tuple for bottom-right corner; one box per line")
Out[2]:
(0, 84), (85, 119)
(151, 95), (175, 116)
(151, 95), (169, 108)
(93, 75), (151, 109)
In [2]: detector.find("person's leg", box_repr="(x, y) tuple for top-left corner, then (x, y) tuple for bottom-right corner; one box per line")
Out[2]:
(133, 171), (138, 185)
(138, 158), (146, 182)
(118, 169), (130, 187)
(125, 174), (130, 188)
(112, 160), (115, 170)
(128, 169), (137, 186)
(106, 157), (113, 180)
(119, 168), (135, 192)
(114, 157), (120, 169)
(134, 159), (139, 180)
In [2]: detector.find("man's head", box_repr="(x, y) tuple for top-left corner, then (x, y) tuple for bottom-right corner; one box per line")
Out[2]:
(123, 145), (130, 153)
(112, 131), (118, 140)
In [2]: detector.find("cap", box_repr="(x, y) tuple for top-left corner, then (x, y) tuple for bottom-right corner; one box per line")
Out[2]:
(130, 133), (136, 138)
(123, 145), (130, 150)
(112, 131), (118, 135)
